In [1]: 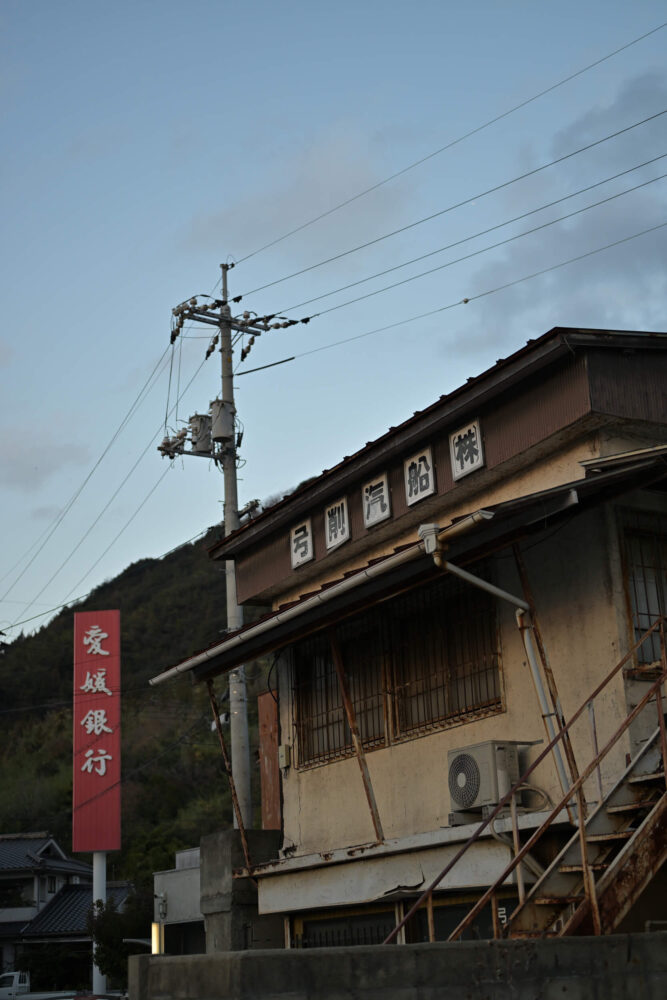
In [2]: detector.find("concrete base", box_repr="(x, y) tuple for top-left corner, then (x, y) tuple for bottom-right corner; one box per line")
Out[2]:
(200, 829), (283, 953)
(129, 931), (667, 1000)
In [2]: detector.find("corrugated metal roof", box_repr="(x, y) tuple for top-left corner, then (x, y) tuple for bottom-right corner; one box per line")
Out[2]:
(22, 883), (130, 938)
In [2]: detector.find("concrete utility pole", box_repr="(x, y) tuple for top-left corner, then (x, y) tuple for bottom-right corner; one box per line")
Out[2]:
(218, 264), (251, 829)
(160, 264), (306, 829)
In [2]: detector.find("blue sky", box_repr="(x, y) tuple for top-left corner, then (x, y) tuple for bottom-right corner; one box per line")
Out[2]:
(1, 1), (666, 636)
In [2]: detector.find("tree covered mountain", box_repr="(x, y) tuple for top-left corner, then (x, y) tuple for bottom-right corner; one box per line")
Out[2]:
(0, 525), (269, 887)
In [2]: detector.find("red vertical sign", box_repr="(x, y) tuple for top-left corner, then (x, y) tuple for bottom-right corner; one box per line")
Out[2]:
(73, 610), (121, 852)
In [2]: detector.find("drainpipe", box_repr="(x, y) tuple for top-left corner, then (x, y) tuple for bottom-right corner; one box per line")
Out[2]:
(515, 609), (572, 804)
(418, 524), (572, 804)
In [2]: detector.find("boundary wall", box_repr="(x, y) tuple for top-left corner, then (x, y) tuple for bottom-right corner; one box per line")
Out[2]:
(129, 931), (667, 1000)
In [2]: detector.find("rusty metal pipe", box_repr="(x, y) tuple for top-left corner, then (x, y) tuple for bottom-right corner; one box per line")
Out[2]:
(206, 679), (255, 881)
(329, 630), (385, 843)
(516, 608), (573, 811)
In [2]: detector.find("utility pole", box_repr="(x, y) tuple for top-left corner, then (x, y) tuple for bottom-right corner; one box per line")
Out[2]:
(160, 263), (307, 830)
(218, 263), (251, 829)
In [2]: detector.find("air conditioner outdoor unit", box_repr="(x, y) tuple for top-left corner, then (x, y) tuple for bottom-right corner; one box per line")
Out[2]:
(447, 740), (522, 813)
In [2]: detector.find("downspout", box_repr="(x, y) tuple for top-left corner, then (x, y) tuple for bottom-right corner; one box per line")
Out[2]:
(418, 524), (572, 805)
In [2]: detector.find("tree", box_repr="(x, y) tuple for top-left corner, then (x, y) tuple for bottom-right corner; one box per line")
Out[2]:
(86, 892), (152, 988)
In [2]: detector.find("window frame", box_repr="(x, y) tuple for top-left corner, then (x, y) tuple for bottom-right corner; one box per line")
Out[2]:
(292, 563), (503, 768)
(620, 507), (667, 668)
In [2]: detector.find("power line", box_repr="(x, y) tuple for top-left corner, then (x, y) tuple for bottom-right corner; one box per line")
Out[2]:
(2, 526), (212, 635)
(248, 220), (667, 367)
(237, 110), (667, 299)
(9, 357), (210, 628)
(0, 345), (173, 602)
(65, 467), (171, 599)
(276, 154), (667, 315)
(235, 22), (667, 265)
(292, 172), (667, 322)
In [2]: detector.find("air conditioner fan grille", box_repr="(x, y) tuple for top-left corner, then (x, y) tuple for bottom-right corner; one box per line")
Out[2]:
(449, 752), (481, 809)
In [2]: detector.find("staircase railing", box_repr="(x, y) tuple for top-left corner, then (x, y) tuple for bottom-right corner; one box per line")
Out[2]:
(383, 616), (667, 944)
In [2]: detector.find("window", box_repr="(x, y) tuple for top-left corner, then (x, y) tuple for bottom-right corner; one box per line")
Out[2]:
(293, 565), (501, 766)
(47, 876), (56, 894)
(292, 617), (387, 764)
(622, 509), (667, 665)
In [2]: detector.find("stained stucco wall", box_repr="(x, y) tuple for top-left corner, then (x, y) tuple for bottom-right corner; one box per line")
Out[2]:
(275, 496), (656, 859)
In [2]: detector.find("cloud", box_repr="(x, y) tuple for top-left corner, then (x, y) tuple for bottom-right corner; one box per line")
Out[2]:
(29, 504), (66, 522)
(0, 429), (90, 492)
(447, 72), (667, 355)
(551, 73), (667, 167)
(0, 340), (14, 367)
(182, 122), (413, 272)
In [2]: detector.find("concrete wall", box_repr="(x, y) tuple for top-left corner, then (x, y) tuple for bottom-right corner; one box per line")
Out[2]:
(129, 931), (667, 1000)
(200, 830), (283, 953)
(154, 865), (201, 925)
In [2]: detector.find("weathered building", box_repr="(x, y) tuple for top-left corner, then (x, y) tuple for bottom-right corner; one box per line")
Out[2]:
(152, 326), (667, 946)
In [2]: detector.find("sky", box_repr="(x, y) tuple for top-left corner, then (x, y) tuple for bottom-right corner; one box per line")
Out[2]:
(1, 0), (666, 639)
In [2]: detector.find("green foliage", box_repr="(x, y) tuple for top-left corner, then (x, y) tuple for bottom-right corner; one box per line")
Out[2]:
(0, 524), (269, 886)
(87, 893), (153, 987)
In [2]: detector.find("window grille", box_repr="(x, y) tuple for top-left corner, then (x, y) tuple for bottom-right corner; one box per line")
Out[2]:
(622, 509), (667, 665)
(293, 563), (501, 766)
(391, 572), (500, 738)
(297, 909), (396, 947)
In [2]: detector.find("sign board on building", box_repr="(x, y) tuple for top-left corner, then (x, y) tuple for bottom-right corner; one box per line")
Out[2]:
(73, 610), (121, 852)
(404, 447), (435, 505)
(291, 519), (314, 568)
(362, 472), (391, 528)
(324, 498), (350, 550)
(449, 419), (484, 480)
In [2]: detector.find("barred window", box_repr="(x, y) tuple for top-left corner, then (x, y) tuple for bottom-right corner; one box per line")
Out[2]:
(293, 616), (387, 764)
(391, 572), (500, 738)
(293, 565), (501, 766)
(622, 509), (667, 665)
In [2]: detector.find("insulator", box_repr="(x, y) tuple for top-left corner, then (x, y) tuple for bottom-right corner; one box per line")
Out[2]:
(249, 336), (255, 345)
(189, 297), (197, 306)
(243, 311), (250, 320)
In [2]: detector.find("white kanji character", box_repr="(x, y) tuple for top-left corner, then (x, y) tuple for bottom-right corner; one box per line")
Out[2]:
(81, 748), (112, 776)
(83, 625), (110, 656)
(80, 709), (113, 736)
(79, 669), (113, 696)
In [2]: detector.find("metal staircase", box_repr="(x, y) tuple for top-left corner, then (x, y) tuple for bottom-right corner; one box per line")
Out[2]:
(385, 616), (667, 944)
(508, 723), (667, 937)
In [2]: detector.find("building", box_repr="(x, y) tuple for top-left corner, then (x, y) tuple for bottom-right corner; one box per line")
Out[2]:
(153, 848), (205, 955)
(0, 833), (91, 972)
(151, 326), (667, 946)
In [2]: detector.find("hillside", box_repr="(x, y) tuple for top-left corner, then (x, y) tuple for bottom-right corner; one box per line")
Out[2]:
(0, 525), (270, 887)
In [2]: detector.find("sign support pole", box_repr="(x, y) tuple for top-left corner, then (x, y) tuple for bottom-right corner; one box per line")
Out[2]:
(92, 851), (107, 994)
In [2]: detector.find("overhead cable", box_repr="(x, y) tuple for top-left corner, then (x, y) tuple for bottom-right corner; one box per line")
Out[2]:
(11, 357), (209, 627)
(4, 526), (211, 635)
(0, 345), (172, 602)
(277, 153), (667, 314)
(235, 23), (667, 265)
(247, 220), (667, 367)
(294, 172), (667, 321)
(238, 110), (667, 299)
